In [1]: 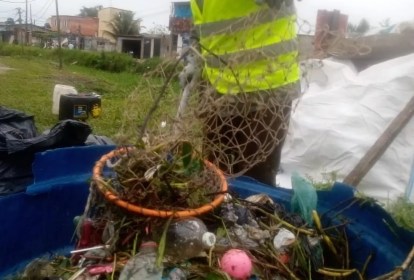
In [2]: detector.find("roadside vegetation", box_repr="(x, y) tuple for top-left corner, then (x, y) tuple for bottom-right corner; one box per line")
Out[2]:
(0, 44), (181, 139)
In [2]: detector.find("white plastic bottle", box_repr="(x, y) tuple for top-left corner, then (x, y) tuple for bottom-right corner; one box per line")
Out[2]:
(165, 217), (216, 261)
(52, 84), (77, 115)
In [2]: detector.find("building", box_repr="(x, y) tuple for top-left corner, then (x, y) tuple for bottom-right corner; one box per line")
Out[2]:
(169, 1), (192, 56)
(314, 10), (348, 54)
(48, 15), (98, 37)
(0, 23), (48, 45)
(98, 7), (130, 43)
(0, 22), (14, 43)
(116, 33), (169, 59)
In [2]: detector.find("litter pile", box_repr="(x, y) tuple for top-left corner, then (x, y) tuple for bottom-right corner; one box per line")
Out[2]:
(15, 143), (414, 280)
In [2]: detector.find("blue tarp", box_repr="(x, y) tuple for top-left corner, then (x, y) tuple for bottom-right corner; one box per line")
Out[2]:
(0, 146), (413, 278)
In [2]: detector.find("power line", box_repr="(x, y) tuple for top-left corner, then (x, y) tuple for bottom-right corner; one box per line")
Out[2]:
(0, 0), (35, 3)
(33, 0), (53, 22)
(0, 9), (16, 13)
(32, 0), (52, 17)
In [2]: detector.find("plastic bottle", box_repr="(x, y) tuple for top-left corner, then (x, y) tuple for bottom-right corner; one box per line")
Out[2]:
(168, 268), (188, 280)
(119, 241), (163, 280)
(165, 217), (216, 261)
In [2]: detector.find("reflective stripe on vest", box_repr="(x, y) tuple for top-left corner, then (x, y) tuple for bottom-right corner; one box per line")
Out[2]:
(205, 39), (298, 68)
(199, 6), (296, 37)
(191, 0), (300, 94)
(206, 51), (299, 94)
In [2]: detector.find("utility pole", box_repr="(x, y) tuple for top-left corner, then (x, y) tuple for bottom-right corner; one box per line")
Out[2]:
(16, 8), (22, 24)
(16, 8), (23, 44)
(55, 0), (62, 69)
(30, 4), (33, 44)
(25, 0), (28, 45)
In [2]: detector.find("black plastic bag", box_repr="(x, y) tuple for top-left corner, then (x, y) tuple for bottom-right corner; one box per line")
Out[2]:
(6, 120), (92, 155)
(0, 106), (92, 195)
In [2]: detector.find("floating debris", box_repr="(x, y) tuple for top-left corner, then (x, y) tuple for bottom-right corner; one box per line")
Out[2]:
(9, 149), (414, 280)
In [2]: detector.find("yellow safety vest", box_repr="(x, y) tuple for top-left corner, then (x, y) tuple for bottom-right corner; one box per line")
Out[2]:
(190, 0), (300, 94)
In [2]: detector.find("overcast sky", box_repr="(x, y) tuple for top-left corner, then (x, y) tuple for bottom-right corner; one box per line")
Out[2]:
(1, 0), (413, 30)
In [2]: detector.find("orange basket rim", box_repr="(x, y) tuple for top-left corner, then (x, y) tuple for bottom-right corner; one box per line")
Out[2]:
(92, 147), (228, 218)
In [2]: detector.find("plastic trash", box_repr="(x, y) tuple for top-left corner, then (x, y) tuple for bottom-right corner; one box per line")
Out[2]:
(273, 228), (296, 252)
(119, 241), (163, 280)
(52, 84), (78, 115)
(165, 217), (216, 261)
(22, 258), (56, 279)
(167, 268), (188, 280)
(303, 235), (324, 269)
(221, 203), (258, 227)
(273, 228), (296, 264)
(220, 249), (253, 279)
(290, 172), (318, 225)
(0, 108), (92, 196)
(88, 264), (113, 276)
(216, 224), (270, 249)
(76, 218), (102, 249)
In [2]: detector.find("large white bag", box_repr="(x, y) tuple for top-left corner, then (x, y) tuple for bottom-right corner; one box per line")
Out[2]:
(279, 54), (414, 203)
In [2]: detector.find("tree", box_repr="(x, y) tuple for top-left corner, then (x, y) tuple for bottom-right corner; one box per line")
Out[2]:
(355, 19), (370, 34)
(104, 11), (141, 40)
(348, 18), (370, 37)
(379, 18), (391, 28)
(5, 18), (15, 25)
(145, 24), (169, 35)
(78, 5), (102, 17)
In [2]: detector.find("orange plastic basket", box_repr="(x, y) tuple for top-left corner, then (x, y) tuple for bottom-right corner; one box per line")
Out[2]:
(92, 147), (228, 218)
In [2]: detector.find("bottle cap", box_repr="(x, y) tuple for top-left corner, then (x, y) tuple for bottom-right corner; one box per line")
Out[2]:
(202, 232), (216, 248)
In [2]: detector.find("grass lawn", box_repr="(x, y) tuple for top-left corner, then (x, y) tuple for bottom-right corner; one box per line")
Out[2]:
(0, 55), (180, 140)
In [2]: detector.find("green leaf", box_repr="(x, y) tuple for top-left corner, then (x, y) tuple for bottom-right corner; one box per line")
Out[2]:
(181, 141), (193, 169)
(157, 216), (173, 268)
(216, 227), (226, 238)
(186, 158), (203, 176)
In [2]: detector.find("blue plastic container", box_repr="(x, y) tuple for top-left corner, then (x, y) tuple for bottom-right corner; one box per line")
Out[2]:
(0, 146), (413, 278)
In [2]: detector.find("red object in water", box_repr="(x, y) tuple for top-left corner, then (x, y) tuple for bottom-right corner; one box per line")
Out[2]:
(77, 218), (102, 249)
(278, 252), (290, 264)
(88, 264), (114, 275)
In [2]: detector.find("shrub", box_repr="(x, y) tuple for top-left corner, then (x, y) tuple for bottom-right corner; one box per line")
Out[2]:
(0, 43), (181, 76)
(57, 49), (135, 72)
(135, 57), (183, 78)
(0, 43), (47, 58)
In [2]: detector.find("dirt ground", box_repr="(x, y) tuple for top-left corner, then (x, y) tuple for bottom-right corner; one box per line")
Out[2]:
(0, 63), (13, 74)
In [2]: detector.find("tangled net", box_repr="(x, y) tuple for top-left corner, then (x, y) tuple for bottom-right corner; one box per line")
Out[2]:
(116, 2), (302, 180)
(196, 85), (295, 177)
(100, 142), (222, 211)
(116, 2), (370, 180)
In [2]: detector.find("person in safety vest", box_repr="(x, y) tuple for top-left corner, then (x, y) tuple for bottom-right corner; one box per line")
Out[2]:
(190, 0), (300, 186)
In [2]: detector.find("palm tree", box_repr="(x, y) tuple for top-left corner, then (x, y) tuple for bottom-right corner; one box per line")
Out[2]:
(78, 5), (102, 17)
(348, 19), (370, 37)
(104, 11), (141, 40)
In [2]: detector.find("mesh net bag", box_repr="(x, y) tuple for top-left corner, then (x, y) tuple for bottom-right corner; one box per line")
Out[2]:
(195, 85), (296, 177)
(117, 0), (310, 181)
(186, 0), (300, 178)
